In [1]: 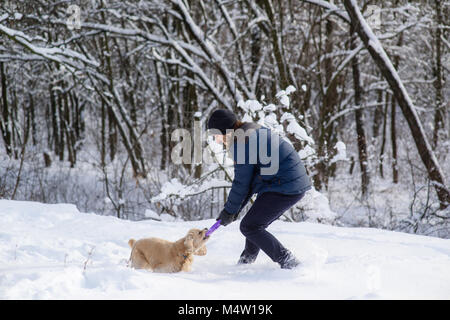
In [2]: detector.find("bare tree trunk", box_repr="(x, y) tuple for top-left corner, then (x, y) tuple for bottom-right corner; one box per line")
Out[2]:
(11, 87), (19, 159)
(314, 18), (338, 191)
(343, 0), (449, 208)
(153, 59), (168, 171)
(12, 102), (30, 200)
(379, 93), (389, 178)
(391, 94), (399, 184)
(57, 83), (65, 162)
(261, 0), (290, 89)
(182, 69), (201, 178)
(432, 0), (445, 148)
(390, 24), (403, 184)
(101, 100), (106, 167)
(29, 92), (37, 146)
(251, 25), (262, 98)
(372, 88), (384, 139)
(0, 62), (12, 156)
(350, 29), (370, 198)
(49, 83), (60, 158)
(65, 89), (76, 167)
(108, 103), (117, 162)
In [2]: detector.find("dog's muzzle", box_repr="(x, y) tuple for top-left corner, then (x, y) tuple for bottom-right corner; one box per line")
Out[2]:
(202, 228), (209, 240)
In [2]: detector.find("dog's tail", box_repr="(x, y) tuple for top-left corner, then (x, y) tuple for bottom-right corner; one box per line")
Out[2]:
(128, 239), (136, 248)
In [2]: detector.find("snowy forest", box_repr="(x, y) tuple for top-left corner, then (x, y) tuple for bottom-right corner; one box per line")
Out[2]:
(0, 0), (448, 238)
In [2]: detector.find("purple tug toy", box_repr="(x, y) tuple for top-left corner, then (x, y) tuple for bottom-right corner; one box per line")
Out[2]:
(205, 220), (221, 238)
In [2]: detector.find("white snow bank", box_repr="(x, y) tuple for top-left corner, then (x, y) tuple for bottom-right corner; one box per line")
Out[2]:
(293, 188), (338, 223)
(1, 200), (449, 299)
(151, 178), (231, 203)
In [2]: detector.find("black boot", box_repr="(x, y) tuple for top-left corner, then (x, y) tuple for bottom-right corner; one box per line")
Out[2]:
(278, 250), (301, 269)
(237, 253), (257, 265)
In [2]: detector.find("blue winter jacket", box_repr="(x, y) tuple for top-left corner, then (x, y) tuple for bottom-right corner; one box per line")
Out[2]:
(223, 123), (311, 215)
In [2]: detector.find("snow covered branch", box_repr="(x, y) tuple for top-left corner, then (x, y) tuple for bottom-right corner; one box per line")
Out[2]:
(0, 23), (99, 71)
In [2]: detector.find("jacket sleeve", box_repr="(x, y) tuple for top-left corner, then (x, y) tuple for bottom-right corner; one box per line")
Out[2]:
(224, 141), (255, 215)
(237, 189), (253, 213)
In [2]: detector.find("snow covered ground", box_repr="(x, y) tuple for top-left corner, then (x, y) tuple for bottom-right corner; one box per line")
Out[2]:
(0, 199), (449, 300)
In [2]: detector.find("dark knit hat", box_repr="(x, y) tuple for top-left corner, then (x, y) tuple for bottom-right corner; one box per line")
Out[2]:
(207, 109), (237, 135)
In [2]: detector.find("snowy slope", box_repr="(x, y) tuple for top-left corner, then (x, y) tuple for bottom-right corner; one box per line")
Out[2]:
(0, 200), (449, 299)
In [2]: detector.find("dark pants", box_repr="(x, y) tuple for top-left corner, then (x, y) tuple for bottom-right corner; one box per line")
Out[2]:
(239, 192), (305, 265)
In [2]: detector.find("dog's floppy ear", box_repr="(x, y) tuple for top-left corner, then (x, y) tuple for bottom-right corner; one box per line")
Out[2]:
(194, 245), (207, 256)
(184, 231), (194, 253)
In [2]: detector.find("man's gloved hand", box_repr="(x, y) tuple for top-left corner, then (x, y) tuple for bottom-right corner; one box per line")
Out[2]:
(217, 209), (238, 226)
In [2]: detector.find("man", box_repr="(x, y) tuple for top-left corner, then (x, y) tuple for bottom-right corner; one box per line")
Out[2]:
(207, 109), (311, 269)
